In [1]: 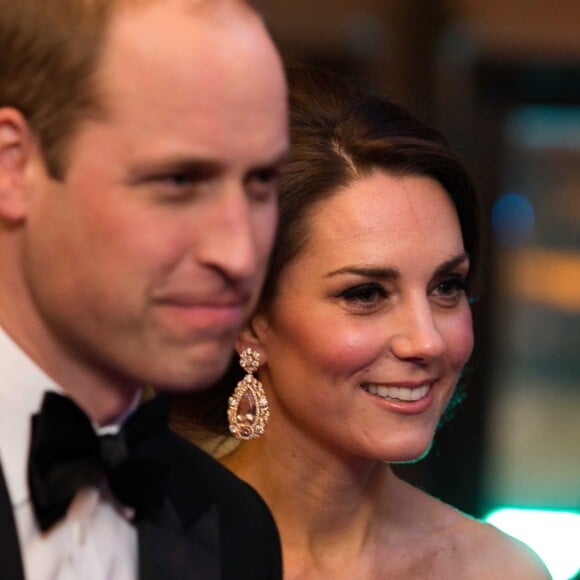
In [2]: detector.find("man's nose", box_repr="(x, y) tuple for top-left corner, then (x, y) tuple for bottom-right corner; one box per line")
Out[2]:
(195, 184), (264, 284)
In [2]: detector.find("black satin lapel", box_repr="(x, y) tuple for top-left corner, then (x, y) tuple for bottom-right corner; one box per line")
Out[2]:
(137, 497), (220, 580)
(0, 462), (25, 580)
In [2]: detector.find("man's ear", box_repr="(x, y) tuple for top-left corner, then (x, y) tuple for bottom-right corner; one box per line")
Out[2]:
(235, 313), (270, 364)
(0, 108), (35, 222)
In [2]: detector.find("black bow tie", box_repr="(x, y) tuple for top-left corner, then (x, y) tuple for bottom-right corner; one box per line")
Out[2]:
(28, 392), (172, 532)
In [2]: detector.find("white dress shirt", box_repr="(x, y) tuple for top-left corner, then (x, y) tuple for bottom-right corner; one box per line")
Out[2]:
(0, 325), (138, 580)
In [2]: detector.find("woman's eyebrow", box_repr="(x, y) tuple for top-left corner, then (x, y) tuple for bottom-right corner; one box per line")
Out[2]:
(433, 253), (470, 277)
(326, 253), (470, 280)
(325, 265), (400, 280)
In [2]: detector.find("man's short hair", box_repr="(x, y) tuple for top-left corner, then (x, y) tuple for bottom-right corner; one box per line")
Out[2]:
(0, 0), (119, 178)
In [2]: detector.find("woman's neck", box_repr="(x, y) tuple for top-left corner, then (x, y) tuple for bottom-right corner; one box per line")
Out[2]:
(222, 427), (397, 576)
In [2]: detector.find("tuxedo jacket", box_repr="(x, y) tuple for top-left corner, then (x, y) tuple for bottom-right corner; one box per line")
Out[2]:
(0, 432), (282, 580)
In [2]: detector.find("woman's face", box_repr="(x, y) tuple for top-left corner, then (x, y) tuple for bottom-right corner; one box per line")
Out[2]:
(253, 171), (474, 463)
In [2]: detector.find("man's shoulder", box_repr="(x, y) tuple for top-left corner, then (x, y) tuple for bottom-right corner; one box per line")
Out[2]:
(164, 431), (282, 579)
(166, 430), (265, 506)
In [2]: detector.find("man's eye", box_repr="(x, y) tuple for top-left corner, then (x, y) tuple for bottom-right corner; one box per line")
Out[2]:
(150, 172), (210, 202)
(255, 168), (280, 184)
(246, 169), (281, 202)
(157, 172), (205, 188)
(165, 173), (193, 186)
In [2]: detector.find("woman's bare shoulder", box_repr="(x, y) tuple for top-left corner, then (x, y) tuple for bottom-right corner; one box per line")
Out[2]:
(456, 516), (551, 579)
(393, 483), (551, 579)
(420, 495), (552, 580)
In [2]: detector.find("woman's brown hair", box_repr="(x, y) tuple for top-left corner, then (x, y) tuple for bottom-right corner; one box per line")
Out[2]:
(171, 67), (481, 439)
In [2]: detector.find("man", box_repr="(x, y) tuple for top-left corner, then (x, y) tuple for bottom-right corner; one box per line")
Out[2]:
(0, 0), (288, 578)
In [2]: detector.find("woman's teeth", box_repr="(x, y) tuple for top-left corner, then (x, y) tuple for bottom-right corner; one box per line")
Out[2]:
(361, 383), (430, 402)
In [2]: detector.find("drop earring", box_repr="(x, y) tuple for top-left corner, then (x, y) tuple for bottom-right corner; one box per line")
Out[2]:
(228, 348), (270, 440)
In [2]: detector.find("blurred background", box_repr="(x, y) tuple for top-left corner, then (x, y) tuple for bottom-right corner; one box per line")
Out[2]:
(255, 1), (580, 577)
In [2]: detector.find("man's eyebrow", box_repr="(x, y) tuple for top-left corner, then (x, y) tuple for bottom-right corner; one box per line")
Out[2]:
(128, 157), (221, 180)
(129, 146), (290, 182)
(248, 148), (290, 174)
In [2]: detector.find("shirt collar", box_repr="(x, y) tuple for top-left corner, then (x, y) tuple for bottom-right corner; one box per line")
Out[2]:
(0, 325), (63, 506)
(0, 324), (142, 506)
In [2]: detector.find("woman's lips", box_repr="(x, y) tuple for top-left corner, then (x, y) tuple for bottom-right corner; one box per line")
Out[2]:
(360, 381), (436, 414)
(361, 382), (431, 401)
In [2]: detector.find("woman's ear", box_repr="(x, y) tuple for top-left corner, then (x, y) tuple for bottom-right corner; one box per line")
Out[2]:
(235, 313), (270, 362)
(0, 108), (35, 222)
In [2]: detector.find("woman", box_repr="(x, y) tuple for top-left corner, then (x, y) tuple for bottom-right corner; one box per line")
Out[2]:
(173, 69), (550, 579)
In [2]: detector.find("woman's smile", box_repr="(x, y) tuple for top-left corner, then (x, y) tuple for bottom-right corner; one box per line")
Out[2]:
(253, 171), (473, 463)
(360, 381), (436, 415)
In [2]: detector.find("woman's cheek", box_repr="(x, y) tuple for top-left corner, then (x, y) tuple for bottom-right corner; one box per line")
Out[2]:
(317, 327), (385, 374)
(447, 308), (474, 368)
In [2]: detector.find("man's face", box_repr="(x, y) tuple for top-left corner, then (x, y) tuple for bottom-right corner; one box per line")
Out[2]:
(22, 0), (288, 394)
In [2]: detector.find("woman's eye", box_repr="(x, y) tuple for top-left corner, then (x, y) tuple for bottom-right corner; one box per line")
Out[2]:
(339, 283), (388, 307)
(432, 277), (470, 304)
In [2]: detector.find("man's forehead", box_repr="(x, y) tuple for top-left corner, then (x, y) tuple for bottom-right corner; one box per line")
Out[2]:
(112, 0), (252, 16)
(83, 0), (286, 148)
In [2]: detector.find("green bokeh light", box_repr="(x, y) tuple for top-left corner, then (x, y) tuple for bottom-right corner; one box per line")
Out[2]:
(485, 507), (580, 579)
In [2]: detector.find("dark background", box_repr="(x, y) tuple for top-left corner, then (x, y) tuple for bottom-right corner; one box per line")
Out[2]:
(255, 0), (580, 521)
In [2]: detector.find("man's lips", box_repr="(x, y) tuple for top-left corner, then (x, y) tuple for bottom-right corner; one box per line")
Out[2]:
(155, 295), (248, 329)
(155, 289), (249, 306)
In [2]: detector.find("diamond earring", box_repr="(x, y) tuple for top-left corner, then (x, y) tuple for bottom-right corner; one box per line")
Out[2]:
(227, 348), (270, 440)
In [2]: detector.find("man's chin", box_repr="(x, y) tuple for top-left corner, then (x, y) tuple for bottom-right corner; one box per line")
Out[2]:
(152, 348), (235, 393)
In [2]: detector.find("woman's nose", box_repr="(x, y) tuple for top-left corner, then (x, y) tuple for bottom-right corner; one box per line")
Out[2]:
(389, 299), (446, 364)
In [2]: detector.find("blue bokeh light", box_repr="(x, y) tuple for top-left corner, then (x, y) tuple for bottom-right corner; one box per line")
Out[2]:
(491, 193), (535, 246)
